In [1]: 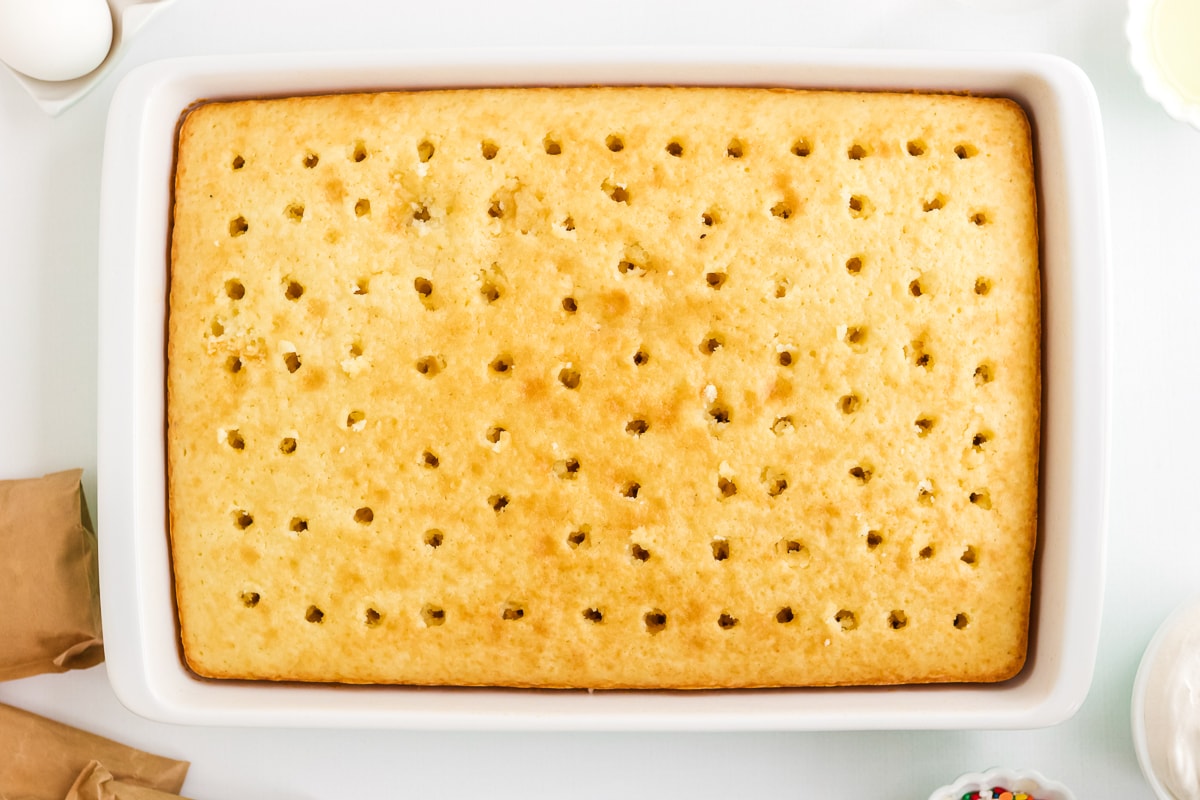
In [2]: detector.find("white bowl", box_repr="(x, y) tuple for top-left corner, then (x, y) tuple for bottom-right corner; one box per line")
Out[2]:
(1127, 0), (1200, 130)
(97, 48), (1110, 730)
(1132, 596), (1200, 800)
(928, 767), (1076, 800)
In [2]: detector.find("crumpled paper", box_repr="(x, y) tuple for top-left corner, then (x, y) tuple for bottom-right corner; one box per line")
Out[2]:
(0, 703), (188, 800)
(66, 761), (189, 800)
(0, 469), (103, 680)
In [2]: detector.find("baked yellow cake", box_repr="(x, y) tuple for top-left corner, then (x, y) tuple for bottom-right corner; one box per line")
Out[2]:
(167, 87), (1040, 687)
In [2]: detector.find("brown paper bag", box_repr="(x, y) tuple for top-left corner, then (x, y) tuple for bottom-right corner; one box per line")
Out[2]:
(65, 762), (189, 800)
(0, 469), (103, 680)
(0, 703), (189, 800)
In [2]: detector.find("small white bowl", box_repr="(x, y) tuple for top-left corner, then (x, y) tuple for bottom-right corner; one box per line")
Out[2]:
(928, 767), (1076, 800)
(1127, 0), (1200, 130)
(1132, 596), (1200, 800)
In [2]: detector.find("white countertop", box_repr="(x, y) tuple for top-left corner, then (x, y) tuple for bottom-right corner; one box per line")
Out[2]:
(0, 0), (1192, 796)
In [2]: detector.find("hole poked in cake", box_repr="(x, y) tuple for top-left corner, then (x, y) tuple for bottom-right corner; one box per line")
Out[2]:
(773, 275), (791, 298)
(726, 138), (745, 158)
(224, 279), (245, 300)
(210, 319), (225, 337)
(502, 602), (526, 621)
(424, 529), (444, 548)
(909, 278), (926, 297)
(346, 410), (366, 431)
(226, 356), (243, 374)
(416, 355), (445, 377)
(225, 429), (245, 450)
(971, 431), (992, 451)
(777, 350), (794, 367)
(705, 271), (728, 290)
(284, 279), (304, 301)
(954, 612), (971, 629)
(914, 416), (935, 437)
(955, 143), (978, 159)
(417, 140), (434, 163)
(231, 155), (245, 170)
(354, 507), (374, 525)
(770, 415), (793, 436)
(364, 608), (382, 627)
(918, 544), (934, 560)
(866, 530), (883, 550)
(974, 277), (992, 295)
(778, 539), (811, 567)
(906, 139), (926, 156)
(606, 133), (624, 152)
(414, 277), (433, 299)
(558, 367), (581, 390)
(240, 590), (260, 608)
(355, 199), (371, 217)
(420, 450), (440, 469)
(553, 457), (581, 480)
(702, 208), (720, 228)
(543, 135), (562, 155)
(711, 538), (730, 561)
(620, 481), (641, 500)
(922, 193), (947, 213)
(481, 140), (499, 159)
(770, 201), (793, 220)
(413, 204), (431, 223)
(561, 296), (578, 314)
(849, 465), (873, 485)
(888, 610), (908, 630)
(566, 525), (590, 549)
(776, 606), (795, 624)
(602, 178), (629, 204)
(233, 510), (253, 530)
(485, 425), (507, 446)
(970, 210), (990, 226)
(845, 255), (863, 275)
(917, 480), (936, 505)
(699, 333), (725, 355)
(838, 393), (861, 415)
(848, 195), (872, 218)
(583, 607), (604, 623)
(835, 609), (858, 630)
(302, 152), (319, 168)
(625, 418), (649, 437)
(841, 325), (867, 351)
(717, 477), (738, 499)
(644, 609), (667, 633)
(974, 362), (994, 385)
(630, 543), (650, 563)
(706, 402), (731, 428)
(762, 468), (789, 497)
(421, 604), (446, 627)
(305, 605), (324, 624)
(633, 348), (649, 366)
(289, 517), (308, 533)
(285, 203), (305, 222)
(847, 143), (870, 160)
(284, 352), (302, 374)
(489, 494), (510, 512)
(665, 140), (684, 157)
(229, 216), (248, 237)
(906, 339), (933, 370)
(489, 354), (514, 376)
(791, 138), (812, 157)
(561, 216), (576, 232)
(717, 613), (739, 630)
(279, 437), (297, 454)
(969, 489), (993, 510)
(961, 545), (978, 565)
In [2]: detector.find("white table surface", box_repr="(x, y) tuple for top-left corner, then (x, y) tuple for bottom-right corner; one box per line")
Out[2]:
(0, 0), (1192, 796)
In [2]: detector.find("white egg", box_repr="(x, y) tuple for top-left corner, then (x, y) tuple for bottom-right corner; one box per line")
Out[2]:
(0, 0), (113, 82)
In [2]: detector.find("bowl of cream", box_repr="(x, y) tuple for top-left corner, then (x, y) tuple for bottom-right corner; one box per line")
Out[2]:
(1127, 0), (1200, 129)
(1133, 595), (1200, 799)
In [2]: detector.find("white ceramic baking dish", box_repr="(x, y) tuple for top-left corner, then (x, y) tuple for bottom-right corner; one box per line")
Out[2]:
(96, 48), (1110, 730)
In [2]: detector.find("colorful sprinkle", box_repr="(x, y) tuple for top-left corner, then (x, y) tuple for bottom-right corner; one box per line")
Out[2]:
(961, 790), (1037, 800)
